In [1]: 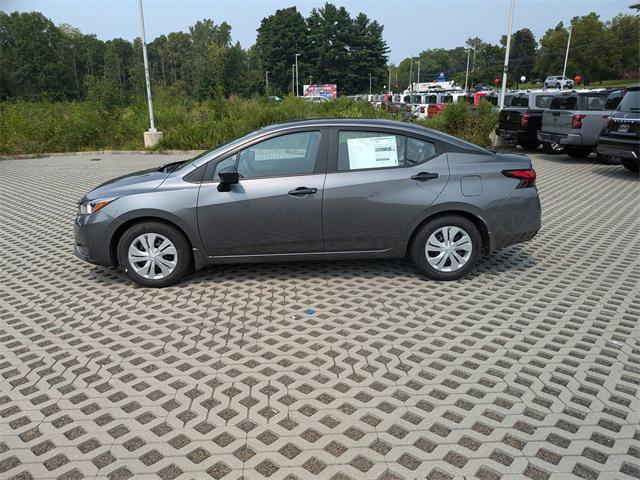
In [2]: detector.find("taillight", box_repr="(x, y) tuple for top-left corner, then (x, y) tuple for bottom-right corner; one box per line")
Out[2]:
(420, 106), (425, 113)
(502, 169), (536, 188)
(520, 114), (530, 127)
(572, 114), (586, 129)
(405, 105), (411, 112)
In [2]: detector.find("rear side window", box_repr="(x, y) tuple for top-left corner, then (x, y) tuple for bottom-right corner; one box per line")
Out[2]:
(584, 95), (606, 110)
(618, 91), (640, 112)
(550, 96), (577, 110)
(535, 95), (555, 109)
(604, 91), (624, 110)
(337, 131), (436, 171)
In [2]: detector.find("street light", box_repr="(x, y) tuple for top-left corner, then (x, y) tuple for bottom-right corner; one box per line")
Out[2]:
(265, 71), (269, 96)
(369, 73), (372, 95)
(562, 26), (572, 90)
(137, 0), (162, 147)
(499, 0), (516, 110)
(416, 60), (421, 86)
(295, 53), (301, 97)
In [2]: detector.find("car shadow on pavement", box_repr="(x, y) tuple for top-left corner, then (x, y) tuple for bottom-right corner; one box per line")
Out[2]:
(87, 245), (535, 287)
(591, 166), (639, 181)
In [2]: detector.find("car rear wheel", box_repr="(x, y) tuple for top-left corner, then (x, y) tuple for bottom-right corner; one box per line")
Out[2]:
(542, 142), (564, 154)
(411, 216), (481, 281)
(622, 158), (639, 173)
(118, 222), (191, 287)
(566, 146), (592, 158)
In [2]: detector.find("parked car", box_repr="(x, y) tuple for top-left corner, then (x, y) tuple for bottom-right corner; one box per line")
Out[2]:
(303, 95), (329, 103)
(544, 76), (574, 90)
(74, 119), (541, 287)
(496, 91), (560, 150)
(537, 90), (622, 158)
(596, 86), (640, 173)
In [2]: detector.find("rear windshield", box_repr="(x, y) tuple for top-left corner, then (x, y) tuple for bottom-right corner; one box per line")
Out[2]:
(535, 95), (555, 109)
(550, 96), (577, 110)
(511, 96), (529, 107)
(618, 91), (640, 112)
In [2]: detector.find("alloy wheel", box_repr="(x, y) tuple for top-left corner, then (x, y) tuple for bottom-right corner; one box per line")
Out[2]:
(425, 226), (473, 272)
(128, 233), (178, 279)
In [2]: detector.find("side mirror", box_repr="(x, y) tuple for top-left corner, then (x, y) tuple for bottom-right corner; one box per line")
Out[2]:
(218, 166), (239, 185)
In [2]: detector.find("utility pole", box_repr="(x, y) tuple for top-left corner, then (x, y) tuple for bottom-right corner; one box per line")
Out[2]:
(137, 0), (162, 146)
(562, 26), (572, 89)
(410, 58), (415, 92)
(265, 71), (269, 96)
(294, 53), (300, 97)
(369, 73), (372, 95)
(464, 47), (471, 92)
(499, 0), (516, 110)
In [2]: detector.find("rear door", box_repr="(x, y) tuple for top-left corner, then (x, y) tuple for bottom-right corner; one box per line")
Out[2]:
(197, 129), (328, 256)
(322, 128), (449, 252)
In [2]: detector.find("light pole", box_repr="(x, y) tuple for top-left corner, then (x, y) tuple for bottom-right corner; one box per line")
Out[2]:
(265, 71), (269, 96)
(295, 53), (300, 97)
(388, 67), (391, 93)
(562, 26), (572, 89)
(409, 57), (414, 92)
(464, 47), (471, 92)
(416, 60), (421, 87)
(499, 0), (516, 110)
(292, 65), (295, 95)
(369, 73), (372, 95)
(137, 0), (162, 146)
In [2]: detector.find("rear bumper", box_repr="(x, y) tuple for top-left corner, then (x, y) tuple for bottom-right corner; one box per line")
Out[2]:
(490, 190), (542, 250)
(537, 131), (582, 146)
(597, 136), (639, 160)
(495, 128), (520, 141)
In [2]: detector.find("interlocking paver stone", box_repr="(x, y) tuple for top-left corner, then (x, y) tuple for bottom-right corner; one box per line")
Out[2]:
(0, 152), (638, 479)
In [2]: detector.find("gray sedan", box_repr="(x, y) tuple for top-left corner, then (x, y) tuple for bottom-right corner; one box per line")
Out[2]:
(74, 119), (541, 287)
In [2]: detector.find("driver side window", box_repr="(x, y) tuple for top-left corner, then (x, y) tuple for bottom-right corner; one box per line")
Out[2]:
(214, 131), (321, 180)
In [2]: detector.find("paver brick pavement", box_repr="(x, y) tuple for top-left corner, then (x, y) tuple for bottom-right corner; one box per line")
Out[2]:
(0, 152), (638, 479)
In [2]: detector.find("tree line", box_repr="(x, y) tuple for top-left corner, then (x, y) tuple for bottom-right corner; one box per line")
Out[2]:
(392, 13), (638, 89)
(0, 6), (637, 103)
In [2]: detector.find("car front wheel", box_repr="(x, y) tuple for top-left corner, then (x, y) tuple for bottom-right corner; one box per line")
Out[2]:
(622, 158), (639, 173)
(411, 216), (481, 281)
(118, 221), (191, 287)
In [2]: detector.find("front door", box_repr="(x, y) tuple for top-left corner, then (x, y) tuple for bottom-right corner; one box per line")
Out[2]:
(322, 129), (450, 252)
(197, 130), (327, 257)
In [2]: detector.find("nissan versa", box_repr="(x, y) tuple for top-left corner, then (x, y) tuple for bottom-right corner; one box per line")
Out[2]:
(74, 119), (541, 287)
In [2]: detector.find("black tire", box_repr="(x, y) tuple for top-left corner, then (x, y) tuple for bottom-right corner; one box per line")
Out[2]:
(117, 221), (192, 288)
(542, 142), (564, 154)
(622, 158), (639, 173)
(410, 215), (482, 281)
(518, 138), (540, 150)
(566, 146), (592, 158)
(555, 83), (561, 89)
(543, 83), (548, 89)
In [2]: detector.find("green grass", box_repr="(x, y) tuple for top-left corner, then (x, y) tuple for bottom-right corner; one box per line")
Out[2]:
(0, 92), (499, 155)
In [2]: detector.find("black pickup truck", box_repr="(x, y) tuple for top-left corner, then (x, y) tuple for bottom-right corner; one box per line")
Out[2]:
(495, 91), (560, 151)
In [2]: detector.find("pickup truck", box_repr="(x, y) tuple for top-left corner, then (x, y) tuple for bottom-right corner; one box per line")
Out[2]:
(496, 91), (560, 150)
(597, 86), (640, 173)
(537, 90), (623, 158)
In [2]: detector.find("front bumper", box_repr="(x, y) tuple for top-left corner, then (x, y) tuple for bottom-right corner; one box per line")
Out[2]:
(537, 131), (582, 146)
(74, 213), (118, 267)
(597, 136), (639, 160)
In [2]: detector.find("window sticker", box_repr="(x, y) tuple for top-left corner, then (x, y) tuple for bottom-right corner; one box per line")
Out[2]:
(346, 136), (398, 169)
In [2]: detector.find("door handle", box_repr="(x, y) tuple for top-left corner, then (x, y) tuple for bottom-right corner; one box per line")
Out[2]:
(411, 172), (439, 182)
(288, 187), (318, 196)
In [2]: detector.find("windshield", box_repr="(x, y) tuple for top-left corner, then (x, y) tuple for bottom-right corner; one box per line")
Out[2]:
(619, 91), (640, 112)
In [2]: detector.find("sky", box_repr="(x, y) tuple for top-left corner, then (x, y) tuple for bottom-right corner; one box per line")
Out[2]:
(1, 0), (633, 63)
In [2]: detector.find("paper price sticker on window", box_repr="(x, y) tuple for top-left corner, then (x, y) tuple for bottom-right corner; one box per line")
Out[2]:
(347, 136), (398, 170)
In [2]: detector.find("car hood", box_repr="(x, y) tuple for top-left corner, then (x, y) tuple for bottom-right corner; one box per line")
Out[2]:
(79, 168), (169, 204)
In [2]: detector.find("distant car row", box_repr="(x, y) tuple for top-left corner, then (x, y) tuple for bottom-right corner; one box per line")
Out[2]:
(496, 87), (639, 173)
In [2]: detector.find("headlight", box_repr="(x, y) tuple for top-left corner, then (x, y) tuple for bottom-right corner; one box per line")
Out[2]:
(78, 197), (117, 215)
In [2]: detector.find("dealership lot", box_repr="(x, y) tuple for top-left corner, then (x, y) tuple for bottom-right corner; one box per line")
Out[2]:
(0, 153), (638, 479)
